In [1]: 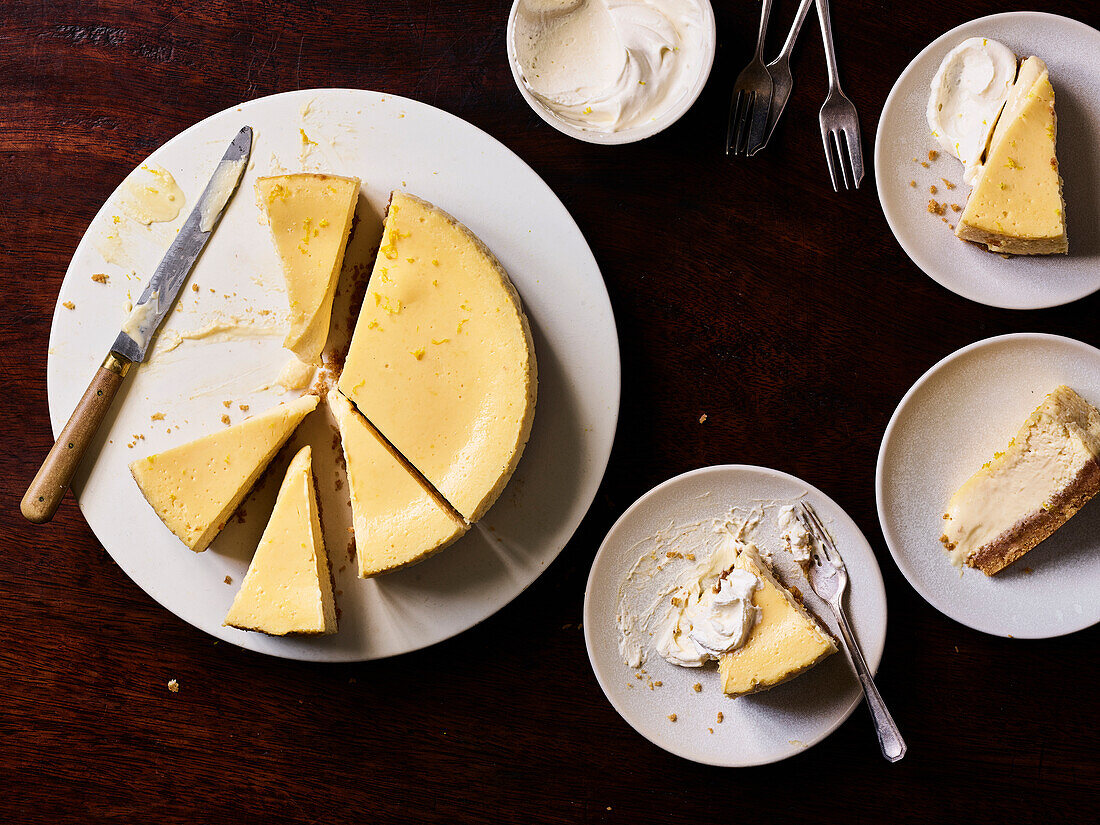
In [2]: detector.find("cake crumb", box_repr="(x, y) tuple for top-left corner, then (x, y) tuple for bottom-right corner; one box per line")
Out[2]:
(920, 161), (930, 168)
(62, 301), (75, 310)
(653, 681), (662, 687)
(167, 679), (179, 693)
(717, 712), (724, 724)
(698, 413), (707, 423)
(238, 404), (249, 411)
(951, 203), (962, 212)
(221, 414), (231, 425)
(1023, 566), (1033, 574)
(909, 180), (916, 187)
(929, 185), (938, 195)
(191, 283), (200, 292)
(927, 200), (946, 216)
(667, 713), (677, 723)
(223, 400), (232, 408)
(708, 728), (714, 734)
(693, 683), (702, 693)
(941, 178), (956, 190)
(150, 412), (165, 421)
(928, 149), (939, 161)
(224, 575), (232, 584)
(91, 273), (109, 284)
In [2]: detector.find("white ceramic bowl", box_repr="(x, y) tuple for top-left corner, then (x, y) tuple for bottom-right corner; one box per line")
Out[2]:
(505, 0), (717, 145)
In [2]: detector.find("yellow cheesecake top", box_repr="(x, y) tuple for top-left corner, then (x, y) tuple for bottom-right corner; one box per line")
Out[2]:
(224, 446), (337, 635)
(719, 548), (836, 697)
(130, 395), (318, 552)
(337, 191), (537, 522)
(956, 57), (1066, 253)
(941, 386), (1100, 567)
(256, 173), (360, 364)
(328, 389), (468, 577)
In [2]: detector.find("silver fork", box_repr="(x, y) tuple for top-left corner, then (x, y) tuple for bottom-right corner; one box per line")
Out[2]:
(796, 501), (907, 763)
(757, 0), (816, 153)
(726, 0), (775, 156)
(815, 0), (864, 189)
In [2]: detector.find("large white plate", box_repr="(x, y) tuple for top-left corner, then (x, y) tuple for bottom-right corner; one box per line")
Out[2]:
(875, 12), (1100, 309)
(46, 88), (620, 661)
(876, 333), (1100, 638)
(583, 466), (888, 767)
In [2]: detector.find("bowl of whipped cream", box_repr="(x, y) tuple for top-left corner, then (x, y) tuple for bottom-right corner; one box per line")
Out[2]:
(506, 0), (717, 144)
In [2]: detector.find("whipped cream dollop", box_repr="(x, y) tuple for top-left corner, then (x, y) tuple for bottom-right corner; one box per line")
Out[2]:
(509, 0), (709, 133)
(927, 37), (1018, 184)
(654, 532), (760, 667)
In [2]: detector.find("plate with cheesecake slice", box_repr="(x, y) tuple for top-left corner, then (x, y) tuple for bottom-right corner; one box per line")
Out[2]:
(877, 333), (1100, 638)
(875, 12), (1100, 309)
(584, 465), (888, 767)
(45, 88), (619, 661)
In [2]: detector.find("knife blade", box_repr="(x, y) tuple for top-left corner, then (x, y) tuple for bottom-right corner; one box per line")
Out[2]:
(21, 126), (254, 524)
(112, 125), (253, 362)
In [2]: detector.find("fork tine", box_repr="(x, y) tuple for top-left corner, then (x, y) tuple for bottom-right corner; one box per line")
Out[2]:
(836, 130), (852, 190)
(800, 502), (843, 566)
(820, 128), (839, 191)
(746, 89), (770, 155)
(843, 126), (865, 187)
(734, 91), (754, 156)
(726, 89), (746, 155)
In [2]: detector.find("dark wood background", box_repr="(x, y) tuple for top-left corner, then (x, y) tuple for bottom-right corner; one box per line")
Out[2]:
(2, 1), (1098, 822)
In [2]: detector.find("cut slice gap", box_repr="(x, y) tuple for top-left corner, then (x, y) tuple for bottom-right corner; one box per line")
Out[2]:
(328, 388), (468, 577)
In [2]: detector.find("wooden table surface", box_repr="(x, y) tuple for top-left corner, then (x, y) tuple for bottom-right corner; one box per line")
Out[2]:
(3, 1), (1098, 821)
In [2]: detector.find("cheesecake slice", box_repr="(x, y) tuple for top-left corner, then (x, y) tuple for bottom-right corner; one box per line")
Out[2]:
(257, 173), (360, 364)
(328, 389), (468, 577)
(940, 386), (1100, 575)
(956, 57), (1067, 255)
(130, 395), (318, 552)
(224, 446), (337, 635)
(719, 546), (837, 697)
(337, 191), (537, 522)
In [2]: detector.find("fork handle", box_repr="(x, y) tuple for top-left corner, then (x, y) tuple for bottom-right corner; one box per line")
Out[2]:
(815, 0), (842, 91)
(754, 0), (775, 59)
(777, 0), (815, 62)
(833, 604), (907, 762)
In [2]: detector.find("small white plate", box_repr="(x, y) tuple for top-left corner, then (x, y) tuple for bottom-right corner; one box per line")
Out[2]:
(875, 12), (1100, 309)
(583, 465), (888, 767)
(504, 0), (716, 145)
(877, 333), (1100, 638)
(47, 88), (620, 661)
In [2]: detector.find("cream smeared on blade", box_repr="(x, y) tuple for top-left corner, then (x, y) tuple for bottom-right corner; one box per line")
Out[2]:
(120, 291), (160, 350)
(200, 157), (247, 232)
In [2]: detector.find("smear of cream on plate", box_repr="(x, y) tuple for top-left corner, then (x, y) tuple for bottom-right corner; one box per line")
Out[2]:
(118, 165), (185, 225)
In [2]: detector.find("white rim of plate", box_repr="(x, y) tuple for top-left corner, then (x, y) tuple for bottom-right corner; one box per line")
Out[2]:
(873, 11), (1100, 309)
(504, 0), (717, 145)
(583, 464), (887, 766)
(875, 332), (1100, 637)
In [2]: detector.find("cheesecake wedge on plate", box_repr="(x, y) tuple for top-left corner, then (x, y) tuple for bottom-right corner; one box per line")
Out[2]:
(224, 446), (337, 635)
(940, 385), (1100, 574)
(130, 395), (318, 552)
(956, 56), (1068, 255)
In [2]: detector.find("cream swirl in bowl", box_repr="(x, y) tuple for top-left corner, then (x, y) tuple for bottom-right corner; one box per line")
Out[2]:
(507, 0), (715, 143)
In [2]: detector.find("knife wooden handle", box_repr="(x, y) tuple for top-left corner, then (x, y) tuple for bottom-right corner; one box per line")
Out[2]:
(21, 354), (131, 524)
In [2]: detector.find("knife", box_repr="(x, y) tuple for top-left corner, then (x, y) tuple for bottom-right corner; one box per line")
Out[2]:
(21, 126), (254, 524)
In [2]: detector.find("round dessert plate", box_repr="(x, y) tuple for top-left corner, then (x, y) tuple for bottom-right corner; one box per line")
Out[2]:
(875, 12), (1100, 309)
(877, 333), (1100, 638)
(46, 88), (620, 661)
(504, 0), (717, 145)
(583, 465), (888, 767)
